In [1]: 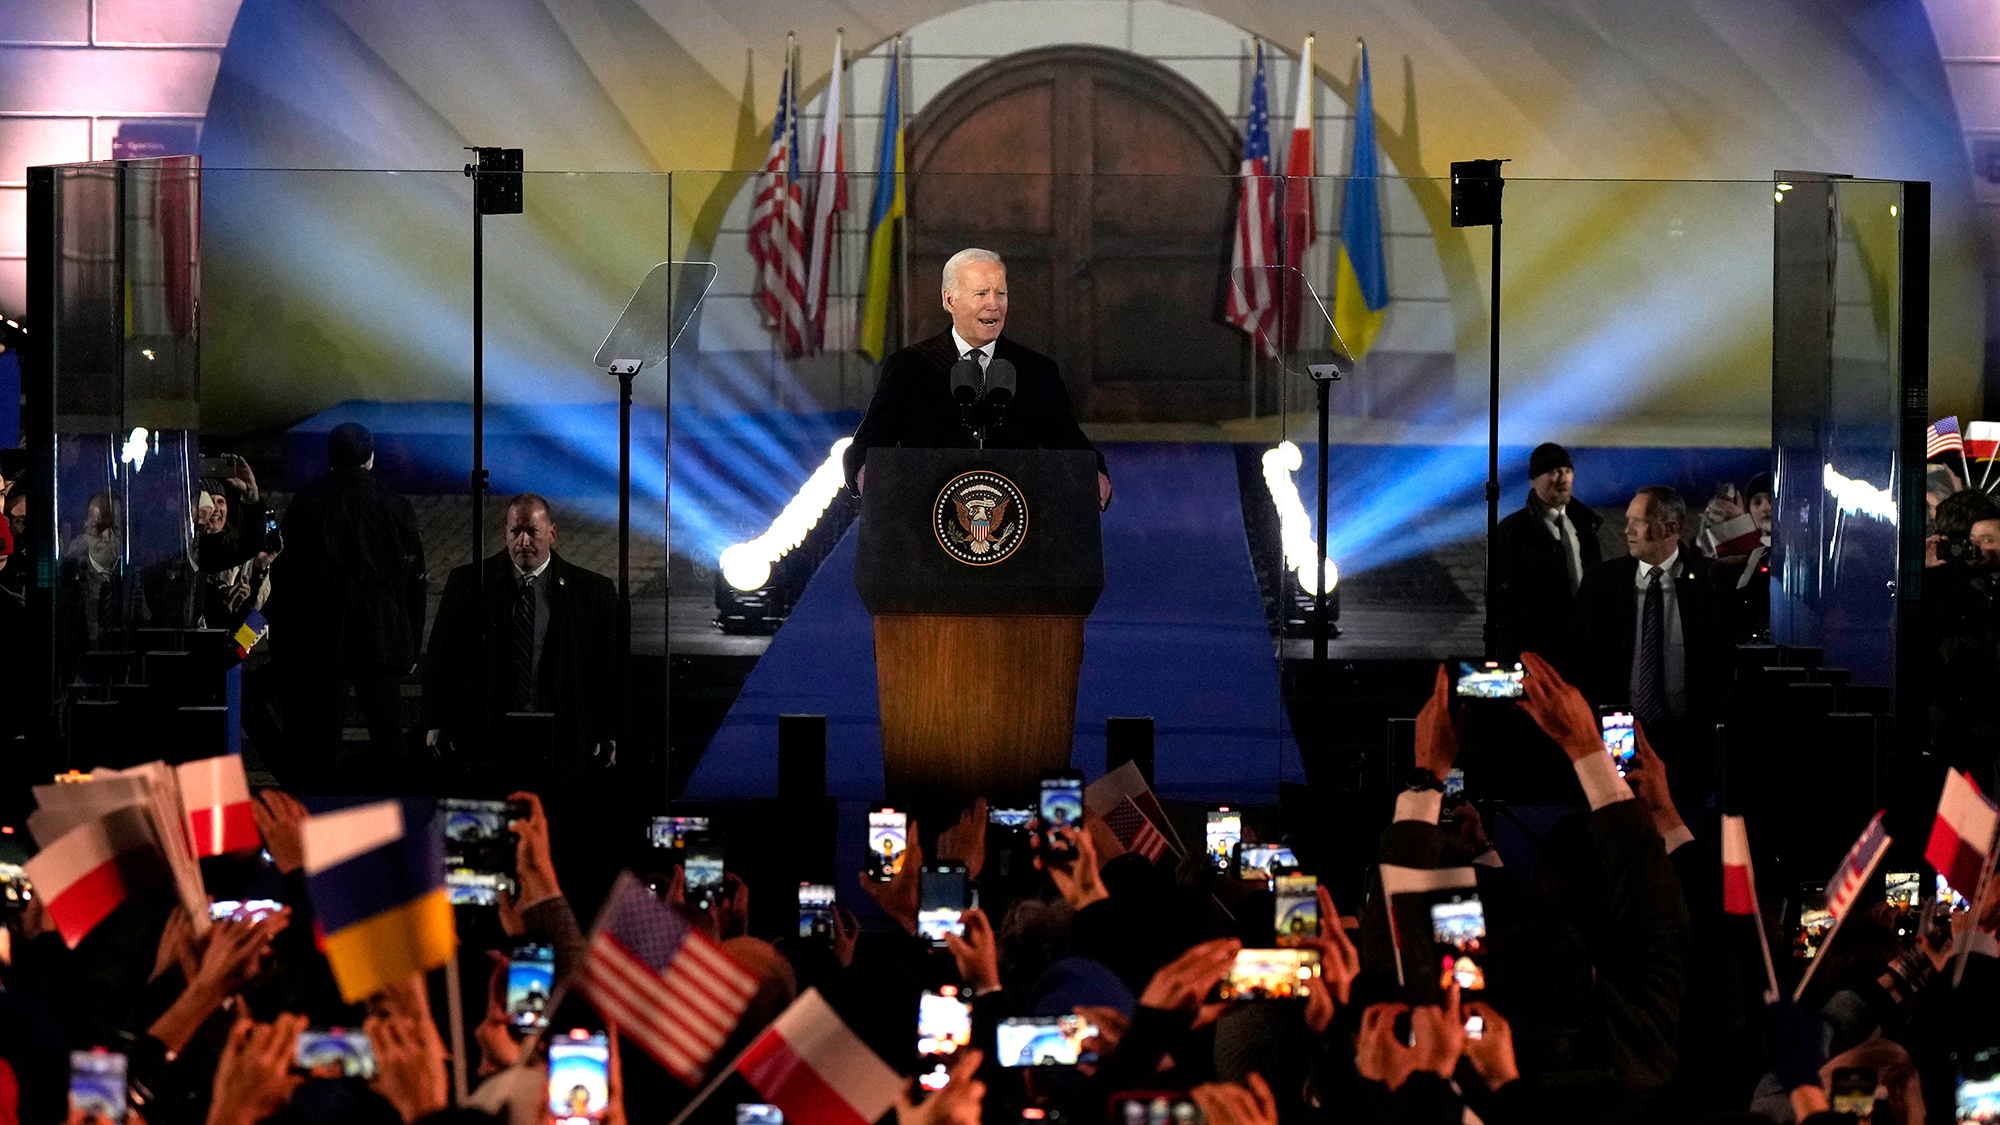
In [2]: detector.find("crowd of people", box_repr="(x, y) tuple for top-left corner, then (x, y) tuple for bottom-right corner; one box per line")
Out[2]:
(0, 648), (1992, 1125)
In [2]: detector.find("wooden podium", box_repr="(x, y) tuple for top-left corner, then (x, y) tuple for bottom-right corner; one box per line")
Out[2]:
(855, 448), (1104, 807)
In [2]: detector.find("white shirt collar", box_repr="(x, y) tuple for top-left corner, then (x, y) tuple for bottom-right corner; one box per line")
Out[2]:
(950, 328), (996, 361)
(1636, 547), (1680, 582)
(514, 555), (552, 581)
(1541, 503), (1568, 522)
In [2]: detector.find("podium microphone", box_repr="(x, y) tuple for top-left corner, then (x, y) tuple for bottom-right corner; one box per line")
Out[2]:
(950, 356), (983, 437)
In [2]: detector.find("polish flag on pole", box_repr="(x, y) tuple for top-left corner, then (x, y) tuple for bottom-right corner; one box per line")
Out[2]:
(736, 989), (901, 1125)
(1279, 34), (1316, 352)
(1927, 769), (1999, 897)
(1721, 814), (1758, 915)
(176, 754), (260, 858)
(24, 805), (166, 947)
(803, 31), (849, 354)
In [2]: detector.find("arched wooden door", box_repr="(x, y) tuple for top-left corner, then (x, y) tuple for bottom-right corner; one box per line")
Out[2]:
(906, 47), (1246, 422)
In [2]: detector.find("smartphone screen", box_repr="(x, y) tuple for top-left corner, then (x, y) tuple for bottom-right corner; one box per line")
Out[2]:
(1236, 843), (1298, 883)
(1959, 1047), (2000, 1122)
(295, 1028), (377, 1079)
(1939, 873), (1972, 913)
(506, 944), (555, 1030)
(1443, 769), (1465, 797)
(683, 837), (725, 909)
(986, 807), (1033, 830)
(917, 987), (973, 1091)
(918, 864), (968, 946)
(1452, 658), (1526, 700)
(1039, 773), (1084, 859)
(996, 1015), (1097, 1067)
(548, 1031), (611, 1123)
(866, 808), (908, 883)
(1430, 895), (1488, 992)
(1273, 873), (1319, 943)
(1205, 807), (1241, 872)
(734, 1107), (785, 1125)
(1464, 1013), (1485, 1040)
(439, 797), (524, 906)
(1795, 883), (1833, 960)
(797, 883), (835, 939)
(1884, 871), (1922, 910)
(1830, 1067), (1877, 1116)
(1109, 1095), (1201, 1123)
(648, 815), (709, 850)
(1216, 947), (1322, 1001)
(208, 898), (283, 922)
(1598, 709), (1636, 775)
(69, 1050), (126, 1123)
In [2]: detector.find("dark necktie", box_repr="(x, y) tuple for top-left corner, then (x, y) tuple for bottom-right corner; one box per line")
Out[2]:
(511, 574), (536, 710)
(1558, 514), (1581, 594)
(1634, 567), (1666, 724)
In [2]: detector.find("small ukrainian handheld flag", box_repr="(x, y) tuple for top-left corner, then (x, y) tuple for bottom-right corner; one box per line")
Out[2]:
(301, 800), (455, 1003)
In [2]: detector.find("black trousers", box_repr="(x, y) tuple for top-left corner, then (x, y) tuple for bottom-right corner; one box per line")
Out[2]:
(277, 656), (407, 793)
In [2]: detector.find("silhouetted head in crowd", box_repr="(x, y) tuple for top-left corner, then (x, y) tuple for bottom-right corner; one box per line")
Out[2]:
(81, 489), (122, 571)
(1623, 486), (1686, 567)
(1937, 488), (2000, 566)
(328, 422), (375, 470)
(1528, 442), (1575, 511)
(1746, 471), (1774, 532)
(504, 494), (556, 574)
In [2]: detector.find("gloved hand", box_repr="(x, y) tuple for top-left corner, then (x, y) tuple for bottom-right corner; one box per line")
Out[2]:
(1762, 999), (1826, 1091)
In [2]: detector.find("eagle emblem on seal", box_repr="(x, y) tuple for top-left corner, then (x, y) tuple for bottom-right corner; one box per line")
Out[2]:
(933, 470), (1028, 565)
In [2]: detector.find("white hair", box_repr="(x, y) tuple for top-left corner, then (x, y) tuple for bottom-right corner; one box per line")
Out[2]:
(942, 248), (1004, 294)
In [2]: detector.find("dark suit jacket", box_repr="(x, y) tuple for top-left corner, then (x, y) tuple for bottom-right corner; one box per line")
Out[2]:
(1568, 551), (1732, 718)
(421, 550), (617, 763)
(267, 467), (426, 669)
(842, 331), (1104, 492)
(1491, 494), (1604, 664)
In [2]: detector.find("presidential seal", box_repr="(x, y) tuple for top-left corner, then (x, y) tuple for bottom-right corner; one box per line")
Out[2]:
(934, 470), (1028, 565)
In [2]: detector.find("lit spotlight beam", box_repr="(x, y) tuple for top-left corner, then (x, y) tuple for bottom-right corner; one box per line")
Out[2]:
(718, 438), (854, 591)
(1262, 442), (1337, 594)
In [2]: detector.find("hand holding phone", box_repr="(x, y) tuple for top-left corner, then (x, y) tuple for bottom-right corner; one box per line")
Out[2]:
(69, 1050), (126, 1123)
(1452, 658), (1526, 701)
(1597, 708), (1636, 775)
(866, 807), (908, 884)
(505, 945), (555, 1030)
(548, 1030), (611, 1123)
(917, 864), (969, 946)
(1205, 806), (1241, 873)
(1038, 772), (1084, 865)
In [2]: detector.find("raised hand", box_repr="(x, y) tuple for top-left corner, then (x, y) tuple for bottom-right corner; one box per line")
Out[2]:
(1139, 938), (1241, 1012)
(1038, 824), (1109, 911)
(859, 819), (922, 934)
(943, 907), (1000, 994)
(1516, 652), (1601, 762)
(1295, 886), (1361, 1033)
(1461, 1001), (1519, 1089)
(935, 798), (988, 882)
(1414, 663), (1461, 784)
(1624, 719), (1686, 839)
(250, 790), (307, 874)
(894, 1047), (985, 1125)
(506, 790), (561, 907)
(364, 1014), (449, 1124)
(204, 1012), (305, 1125)
(1190, 1072), (1280, 1125)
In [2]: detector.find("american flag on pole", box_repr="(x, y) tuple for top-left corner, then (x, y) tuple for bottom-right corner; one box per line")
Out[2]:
(750, 47), (810, 358)
(1103, 797), (1171, 862)
(576, 873), (758, 1085)
(803, 31), (848, 354)
(1928, 416), (1964, 458)
(1224, 40), (1279, 359)
(1823, 810), (1891, 923)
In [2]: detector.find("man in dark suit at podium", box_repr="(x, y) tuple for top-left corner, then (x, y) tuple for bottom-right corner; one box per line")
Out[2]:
(422, 493), (617, 784)
(844, 247), (1111, 509)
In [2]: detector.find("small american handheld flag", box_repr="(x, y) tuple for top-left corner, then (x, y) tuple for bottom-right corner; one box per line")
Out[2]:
(1103, 797), (1172, 862)
(577, 873), (758, 1085)
(1928, 416), (1964, 458)
(1824, 810), (1891, 923)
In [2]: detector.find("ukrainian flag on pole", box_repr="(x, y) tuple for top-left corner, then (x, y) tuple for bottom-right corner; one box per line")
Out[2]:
(860, 40), (904, 362)
(302, 800), (455, 1003)
(1333, 41), (1389, 361)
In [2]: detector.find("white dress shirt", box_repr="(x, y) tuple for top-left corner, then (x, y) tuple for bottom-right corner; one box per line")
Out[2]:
(1541, 504), (1584, 592)
(1630, 548), (1686, 718)
(950, 328), (995, 372)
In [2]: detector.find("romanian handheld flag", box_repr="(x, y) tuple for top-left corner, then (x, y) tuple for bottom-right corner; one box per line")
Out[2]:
(175, 754), (259, 857)
(858, 40), (905, 362)
(738, 989), (903, 1125)
(1223, 39), (1279, 359)
(24, 805), (165, 947)
(1280, 35), (1316, 351)
(1927, 416), (1964, 459)
(1332, 41), (1389, 363)
(803, 32), (849, 354)
(1927, 769), (1999, 897)
(301, 800), (455, 1004)
(231, 610), (268, 662)
(1721, 814), (1758, 915)
(1824, 811), (1891, 923)
(1103, 797), (1171, 862)
(575, 873), (757, 1085)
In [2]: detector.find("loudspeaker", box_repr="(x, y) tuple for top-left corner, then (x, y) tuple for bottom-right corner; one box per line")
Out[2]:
(1106, 717), (1154, 785)
(778, 714), (827, 805)
(1450, 159), (1504, 228)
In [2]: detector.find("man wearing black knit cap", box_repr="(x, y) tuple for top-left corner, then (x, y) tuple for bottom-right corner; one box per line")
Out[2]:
(266, 422), (428, 790)
(1489, 442), (1601, 667)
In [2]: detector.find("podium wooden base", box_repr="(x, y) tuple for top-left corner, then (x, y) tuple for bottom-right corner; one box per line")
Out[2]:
(874, 613), (1084, 806)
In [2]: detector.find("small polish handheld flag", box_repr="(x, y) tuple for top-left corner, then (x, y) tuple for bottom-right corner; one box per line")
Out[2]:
(576, 873), (758, 1085)
(1927, 416), (1964, 459)
(1927, 769), (1999, 897)
(1721, 814), (1759, 915)
(176, 754), (260, 858)
(1824, 810), (1891, 923)
(1103, 797), (1170, 862)
(738, 989), (903, 1125)
(1967, 420), (2000, 461)
(24, 805), (166, 947)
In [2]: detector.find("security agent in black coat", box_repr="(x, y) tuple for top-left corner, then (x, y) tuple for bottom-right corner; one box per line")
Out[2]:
(421, 494), (617, 786)
(1490, 442), (1602, 665)
(266, 423), (427, 789)
(842, 248), (1110, 507)
(1569, 486), (1733, 768)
